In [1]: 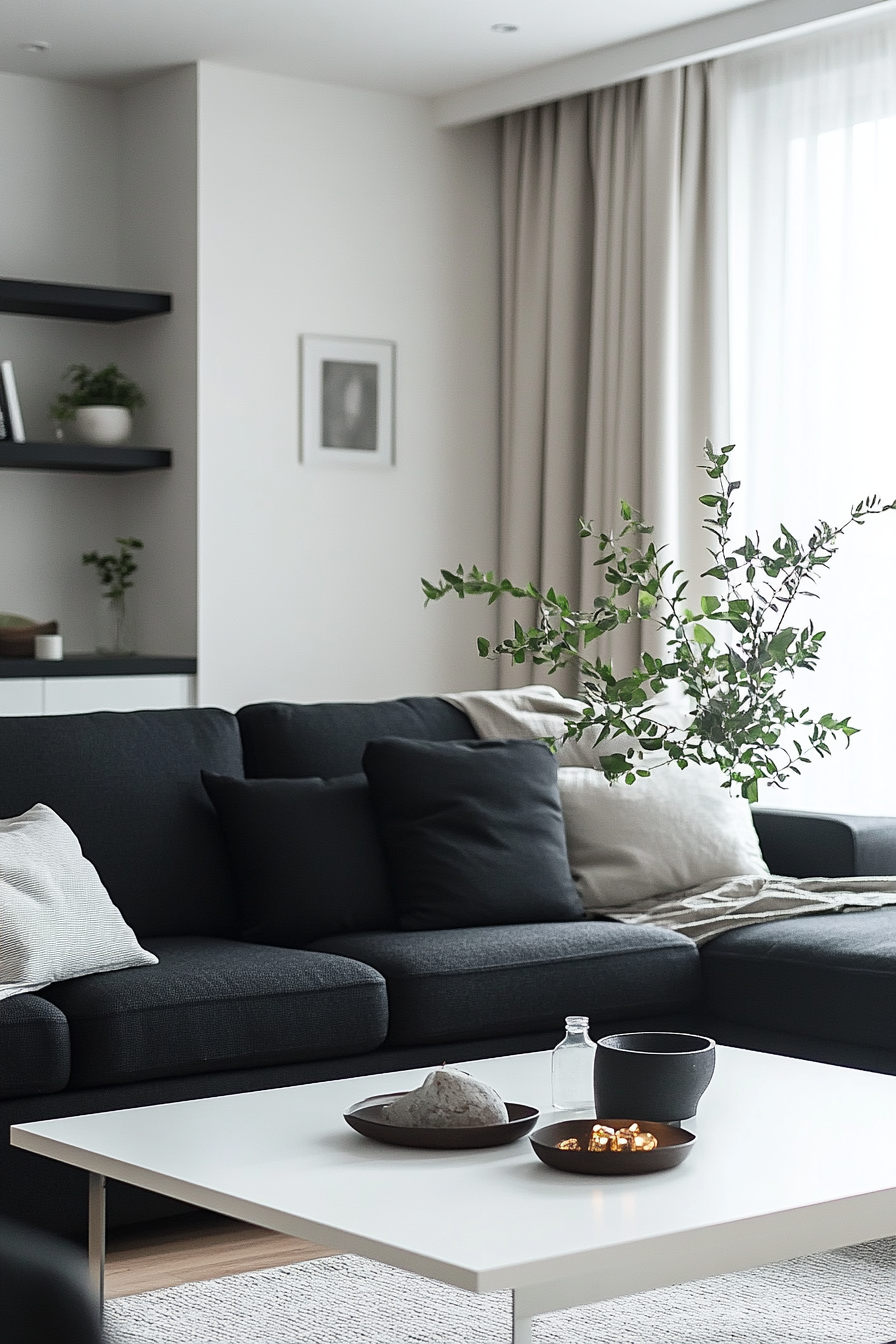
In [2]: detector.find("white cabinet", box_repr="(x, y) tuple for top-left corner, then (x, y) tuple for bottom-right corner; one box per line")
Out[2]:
(43, 675), (194, 715)
(0, 679), (44, 716)
(0, 674), (194, 716)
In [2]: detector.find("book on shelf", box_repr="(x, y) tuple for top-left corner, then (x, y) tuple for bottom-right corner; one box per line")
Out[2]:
(0, 360), (26, 442)
(0, 369), (10, 442)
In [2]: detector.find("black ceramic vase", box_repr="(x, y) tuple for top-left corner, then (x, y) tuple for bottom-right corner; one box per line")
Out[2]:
(594, 1032), (716, 1124)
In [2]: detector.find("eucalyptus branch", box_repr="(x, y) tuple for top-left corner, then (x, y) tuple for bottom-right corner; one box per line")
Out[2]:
(82, 537), (144, 602)
(422, 441), (896, 802)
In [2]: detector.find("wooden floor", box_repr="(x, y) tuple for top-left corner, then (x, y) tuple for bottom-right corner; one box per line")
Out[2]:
(106, 1212), (332, 1299)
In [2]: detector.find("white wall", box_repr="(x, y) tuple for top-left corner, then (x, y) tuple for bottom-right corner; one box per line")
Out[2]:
(196, 63), (500, 708)
(0, 69), (198, 656)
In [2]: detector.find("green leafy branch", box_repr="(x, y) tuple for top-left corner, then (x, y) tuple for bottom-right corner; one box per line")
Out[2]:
(422, 441), (896, 802)
(82, 537), (144, 602)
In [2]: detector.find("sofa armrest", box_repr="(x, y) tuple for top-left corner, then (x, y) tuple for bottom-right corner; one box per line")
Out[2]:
(751, 807), (896, 878)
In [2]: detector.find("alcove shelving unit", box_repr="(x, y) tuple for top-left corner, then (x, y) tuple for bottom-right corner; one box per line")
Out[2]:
(0, 276), (173, 473)
(0, 273), (193, 709)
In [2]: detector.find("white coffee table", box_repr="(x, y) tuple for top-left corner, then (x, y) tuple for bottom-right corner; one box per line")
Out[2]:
(12, 1046), (896, 1342)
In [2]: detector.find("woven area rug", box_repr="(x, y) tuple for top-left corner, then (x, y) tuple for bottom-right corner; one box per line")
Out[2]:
(106, 1238), (896, 1343)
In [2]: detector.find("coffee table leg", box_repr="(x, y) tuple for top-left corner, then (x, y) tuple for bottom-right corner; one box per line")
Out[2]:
(512, 1290), (533, 1344)
(88, 1172), (106, 1319)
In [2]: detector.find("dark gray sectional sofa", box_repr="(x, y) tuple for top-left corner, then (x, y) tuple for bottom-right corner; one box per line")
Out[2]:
(2, 696), (895, 1240)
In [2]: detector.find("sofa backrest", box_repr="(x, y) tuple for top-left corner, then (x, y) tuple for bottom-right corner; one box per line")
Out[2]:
(237, 696), (476, 779)
(0, 708), (243, 938)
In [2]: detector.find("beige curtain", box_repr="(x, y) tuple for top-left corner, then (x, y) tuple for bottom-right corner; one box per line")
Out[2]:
(499, 63), (728, 690)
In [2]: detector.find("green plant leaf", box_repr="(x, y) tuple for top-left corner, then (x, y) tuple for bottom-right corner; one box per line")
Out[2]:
(598, 753), (628, 774)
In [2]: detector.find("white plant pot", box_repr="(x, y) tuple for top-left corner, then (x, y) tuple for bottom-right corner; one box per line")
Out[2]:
(75, 406), (133, 446)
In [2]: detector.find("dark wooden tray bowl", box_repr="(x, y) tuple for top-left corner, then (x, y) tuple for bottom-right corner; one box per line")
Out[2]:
(344, 1092), (540, 1149)
(530, 1117), (696, 1175)
(0, 619), (58, 658)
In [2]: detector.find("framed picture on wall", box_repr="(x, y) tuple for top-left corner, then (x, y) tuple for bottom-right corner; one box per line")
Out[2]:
(300, 335), (396, 467)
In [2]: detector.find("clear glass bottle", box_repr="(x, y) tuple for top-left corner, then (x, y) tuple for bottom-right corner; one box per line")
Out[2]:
(551, 1016), (597, 1112)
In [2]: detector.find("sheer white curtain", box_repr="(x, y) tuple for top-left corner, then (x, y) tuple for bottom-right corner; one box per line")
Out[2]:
(728, 17), (896, 815)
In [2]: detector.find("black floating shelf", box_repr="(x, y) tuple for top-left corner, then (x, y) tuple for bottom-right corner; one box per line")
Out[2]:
(0, 655), (196, 680)
(0, 442), (171, 473)
(0, 277), (171, 323)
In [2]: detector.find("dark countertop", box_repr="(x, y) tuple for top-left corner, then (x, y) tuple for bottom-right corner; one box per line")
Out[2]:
(0, 655), (197, 679)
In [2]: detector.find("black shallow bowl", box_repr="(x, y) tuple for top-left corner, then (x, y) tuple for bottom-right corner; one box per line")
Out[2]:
(344, 1093), (540, 1149)
(530, 1118), (696, 1175)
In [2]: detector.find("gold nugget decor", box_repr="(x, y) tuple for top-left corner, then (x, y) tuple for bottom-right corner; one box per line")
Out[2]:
(557, 1122), (658, 1154)
(532, 1116), (694, 1174)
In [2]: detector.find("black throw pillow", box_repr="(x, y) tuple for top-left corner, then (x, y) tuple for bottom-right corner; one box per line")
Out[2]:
(201, 772), (395, 947)
(362, 737), (584, 931)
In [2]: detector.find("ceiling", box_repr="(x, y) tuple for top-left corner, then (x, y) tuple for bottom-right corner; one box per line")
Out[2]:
(0, 0), (768, 98)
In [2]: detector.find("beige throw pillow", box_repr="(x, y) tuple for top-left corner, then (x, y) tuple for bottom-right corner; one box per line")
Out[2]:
(0, 804), (157, 1000)
(558, 764), (769, 911)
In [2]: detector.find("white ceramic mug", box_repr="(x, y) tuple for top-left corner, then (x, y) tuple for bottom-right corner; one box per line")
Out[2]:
(34, 633), (63, 661)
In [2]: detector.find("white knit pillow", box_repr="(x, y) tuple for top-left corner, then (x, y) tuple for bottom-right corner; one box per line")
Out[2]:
(558, 764), (768, 911)
(0, 804), (157, 1001)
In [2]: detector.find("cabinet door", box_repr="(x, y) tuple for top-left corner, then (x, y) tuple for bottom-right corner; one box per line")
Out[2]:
(0, 679), (43, 716)
(43, 675), (195, 715)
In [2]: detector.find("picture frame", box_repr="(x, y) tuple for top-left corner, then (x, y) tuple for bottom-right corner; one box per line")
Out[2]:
(300, 335), (396, 467)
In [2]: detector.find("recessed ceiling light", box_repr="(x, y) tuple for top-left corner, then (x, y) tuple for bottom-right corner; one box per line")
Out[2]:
(19, 41), (50, 53)
(491, 24), (519, 34)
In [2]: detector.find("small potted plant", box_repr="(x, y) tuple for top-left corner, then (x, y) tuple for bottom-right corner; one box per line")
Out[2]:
(50, 364), (146, 446)
(82, 537), (144, 656)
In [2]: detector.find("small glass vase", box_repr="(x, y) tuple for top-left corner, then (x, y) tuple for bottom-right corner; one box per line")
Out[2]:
(97, 592), (137, 657)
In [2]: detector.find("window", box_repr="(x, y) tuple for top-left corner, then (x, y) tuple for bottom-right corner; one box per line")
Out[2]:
(728, 19), (896, 814)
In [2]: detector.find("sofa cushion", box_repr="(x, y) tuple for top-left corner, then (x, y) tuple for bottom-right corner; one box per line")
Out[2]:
(202, 772), (395, 945)
(362, 737), (584, 931)
(0, 804), (157, 1001)
(0, 709), (243, 938)
(309, 922), (701, 1047)
(558, 765), (767, 911)
(701, 909), (896, 1051)
(237, 696), (476, 780)
(40, 936), (388, 1088)
(0, 993), (71, 1100)
(751, 808), (896, 878)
